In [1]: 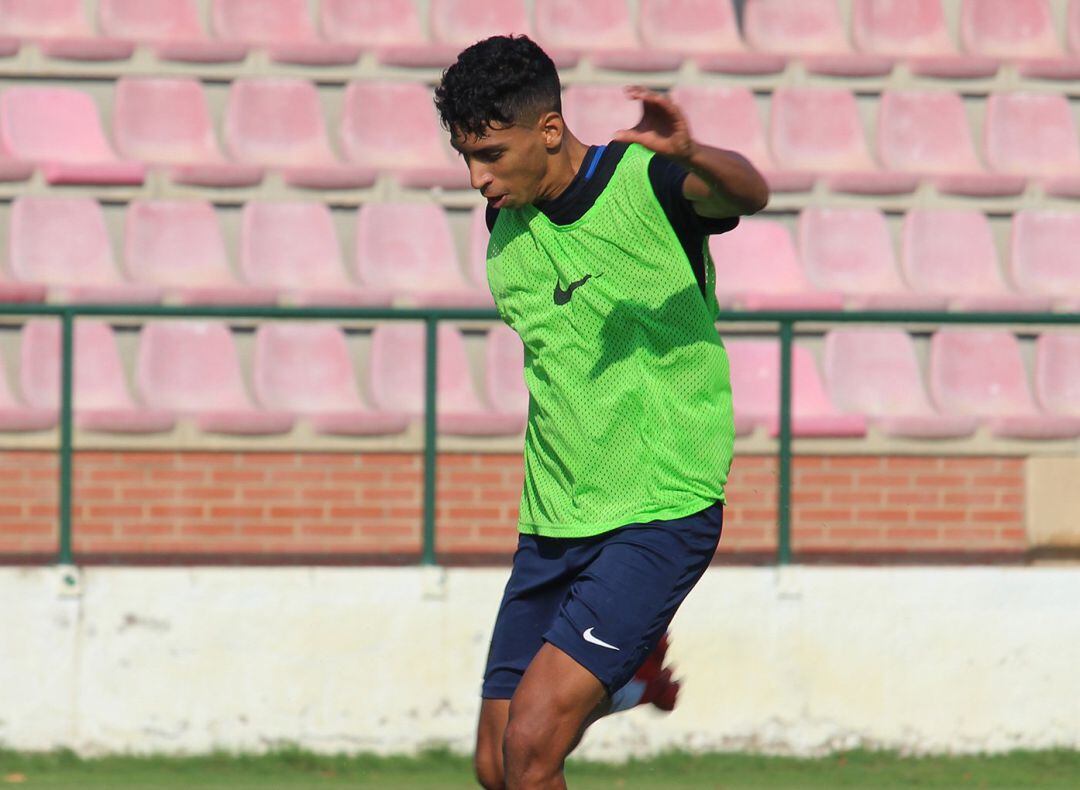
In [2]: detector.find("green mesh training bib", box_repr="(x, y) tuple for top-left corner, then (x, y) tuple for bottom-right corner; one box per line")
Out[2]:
(487, 143), (735, 538)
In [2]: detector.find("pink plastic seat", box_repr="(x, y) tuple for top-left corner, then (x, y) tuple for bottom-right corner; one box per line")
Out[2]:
(341, 82), (468, 190)
(535, 0), (681, 71)
(1011, 211), (1080, 308)
(321, 0), (454, 67)
(825, 329), (978, 438)
(962, 0), (1080, 79)
(985, 93), (1080, 198)
(709, 219), (845, 311)
(0, 87), (145, 185)
(852, 0), (998, 77)
(770, 88), (917, 195)
(484, 324), (529, 417)
(369, 323), (525, 436)
(9, 197), (161, 304)
(0, 0), (133, 61)
(211, 0), (358, 65)
(468, 207), (496, 306)
(137, 321), (294, 435)
(639, 0), (785, 75)
(241, 202), (393, 307)
(113, 78), (262, 188)
(0, 348), (54, 432)
(432, 0), (532, 47)
(21, 320), (175, 434)
(931, 330), (1080, 439)
(124, 201), (277, 306)
(99, 0), (247, 63)
(726, 339), (867, 438)
(224, 79), (376, 189)
(1036, 332), (1080, 417)
(355, 203), (491, 308)
(254, 323), (409, 436)
(878, 90), (1024, 197)
(744, 0), (893, 76)
(902, 210), (1050, 312)
(671, 85), (813, 193)
(561, 85), (641, 147)
(799, 208), (946, 311)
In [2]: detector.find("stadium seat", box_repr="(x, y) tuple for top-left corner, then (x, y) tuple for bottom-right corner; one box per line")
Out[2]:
(468, 207), (496, 306)
(253, 323), (409, 436)
(1070, 0), (1080, 54)
(20, 320), (175, 434)
(561, 85), (642, 147)
(99, 0), (247, 63)
(137, 321), (295, 435)
(1035, 332), (1080, 418)
(824, 329), (978, 438)
(0, 144), (31, 183)
(113, 78), (263, 188)
(432, 0), (533, 50)
(9, 197), (161, 304)
(961, 0), (1080, 79)
(319, 0), (452, 67)
(224, 79), (376, 190)
(743, 0), (893, 76)
(240, 202), (394, 307)
(210, 0), (358, 65)
(535, 0), (681, 71)
(798, 208), (947, 310)
(671, 85), (813, 193)
(930, 330), (1080, 439)
(877, 90), (1024, 197)
(0, 0), (133, 61)
(1010, 211), (1080, 309)
(851, 0), (998, 77)
(0, 275), (45, 304)
(902, 210), (1051, 312)
(984, 93), (1080, 198)
(725, 339), (868, 438)
(708, 219), (845, 311)
(484, 324), (529, 417)
(0, 87), (145, 185)
(639, 0), (786, 75)
(0, 347), (54, 432)
(124, 201), (277, 306)
(769, 88), (918, 195)
(341, 82), (468, 190)
(369, 323), (526, 436)
(355, 203), (492, 308)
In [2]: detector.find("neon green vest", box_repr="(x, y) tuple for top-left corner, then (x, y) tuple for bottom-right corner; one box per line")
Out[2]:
(487, 143), (735, 538)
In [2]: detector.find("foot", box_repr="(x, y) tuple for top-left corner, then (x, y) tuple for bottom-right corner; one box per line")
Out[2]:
(634, 633), (681, 712)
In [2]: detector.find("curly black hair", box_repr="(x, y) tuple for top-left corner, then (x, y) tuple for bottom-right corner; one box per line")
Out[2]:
(434, 35), (561, 139)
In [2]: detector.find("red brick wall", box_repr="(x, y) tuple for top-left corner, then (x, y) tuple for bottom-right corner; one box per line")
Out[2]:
(0, 451), (1027, 562)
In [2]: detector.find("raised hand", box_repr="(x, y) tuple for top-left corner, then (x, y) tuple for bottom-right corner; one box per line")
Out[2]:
(613, 85), (698, 162)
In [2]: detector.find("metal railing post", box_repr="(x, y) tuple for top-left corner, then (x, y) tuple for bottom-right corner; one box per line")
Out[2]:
(58, 309), (75, 566)
(777, 320), (794, 565)
(421, 316), (439, 565)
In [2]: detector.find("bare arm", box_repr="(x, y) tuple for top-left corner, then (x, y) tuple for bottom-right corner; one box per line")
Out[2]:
(613, 86), (769, 219)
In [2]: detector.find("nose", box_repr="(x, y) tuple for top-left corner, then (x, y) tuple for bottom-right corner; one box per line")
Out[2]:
(469, 161), (493, 193)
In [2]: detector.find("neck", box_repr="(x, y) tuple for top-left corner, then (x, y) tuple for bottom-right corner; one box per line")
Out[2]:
(535, 133), (590, 203)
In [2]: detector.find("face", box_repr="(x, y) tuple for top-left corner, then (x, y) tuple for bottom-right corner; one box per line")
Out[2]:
(450, 113), (561, 210)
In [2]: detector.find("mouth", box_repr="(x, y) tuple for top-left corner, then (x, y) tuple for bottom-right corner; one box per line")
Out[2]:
(485, 194), (508, 209)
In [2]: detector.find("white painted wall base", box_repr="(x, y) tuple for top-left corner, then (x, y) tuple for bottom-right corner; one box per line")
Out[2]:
(1, 566), (1078, 759)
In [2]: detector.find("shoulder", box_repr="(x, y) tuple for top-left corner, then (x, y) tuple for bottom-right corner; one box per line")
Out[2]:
(647, 154), (739, 237)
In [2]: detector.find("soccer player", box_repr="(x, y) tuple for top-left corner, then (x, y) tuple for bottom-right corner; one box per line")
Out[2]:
(434, 35), (768, 790)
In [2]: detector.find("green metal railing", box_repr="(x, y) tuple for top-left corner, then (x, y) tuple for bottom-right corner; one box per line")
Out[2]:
(2, 304), (1076, 567)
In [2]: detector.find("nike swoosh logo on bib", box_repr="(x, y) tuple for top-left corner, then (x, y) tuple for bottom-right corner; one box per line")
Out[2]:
(554, 273), (596, 305)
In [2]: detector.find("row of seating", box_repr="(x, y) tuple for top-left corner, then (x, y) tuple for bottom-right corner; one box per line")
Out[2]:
(3, 0), (1080, 82)
(4, 80), (1080, 198)
(3, 320), (1077, 440)
(4, 197), (1078, 311)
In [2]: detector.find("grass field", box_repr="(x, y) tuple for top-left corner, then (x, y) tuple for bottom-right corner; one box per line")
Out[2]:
(2, 747), (1078, 789)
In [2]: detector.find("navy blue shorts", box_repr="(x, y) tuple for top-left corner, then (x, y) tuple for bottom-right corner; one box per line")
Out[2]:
(481, 499), (724, 699)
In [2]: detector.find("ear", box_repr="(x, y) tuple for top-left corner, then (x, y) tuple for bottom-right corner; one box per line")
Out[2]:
(539, 111), (565, 151)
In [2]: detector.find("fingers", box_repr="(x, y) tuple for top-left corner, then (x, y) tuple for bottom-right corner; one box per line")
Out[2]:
(624, 85), (676, 112)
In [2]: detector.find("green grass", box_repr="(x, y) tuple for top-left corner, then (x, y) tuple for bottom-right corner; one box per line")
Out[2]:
(1, 746), (1078, 789)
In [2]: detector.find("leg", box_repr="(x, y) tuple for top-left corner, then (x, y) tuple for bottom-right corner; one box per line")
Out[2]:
(503, 642), (608, 790)
(475, 698), (510, 790)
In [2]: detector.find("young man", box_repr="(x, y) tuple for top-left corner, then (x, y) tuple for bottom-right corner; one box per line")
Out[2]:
(435, 35), (768, 790)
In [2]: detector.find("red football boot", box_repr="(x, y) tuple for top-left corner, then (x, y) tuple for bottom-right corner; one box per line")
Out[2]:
(635, 633), (681, 712)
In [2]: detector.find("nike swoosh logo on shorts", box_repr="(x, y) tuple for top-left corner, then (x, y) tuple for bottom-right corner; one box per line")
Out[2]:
(582, 627), (620, 651)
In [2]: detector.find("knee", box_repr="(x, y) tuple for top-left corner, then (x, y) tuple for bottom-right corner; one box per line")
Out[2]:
(502, 714), (560, 778)
(474, 743), (505, 790)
